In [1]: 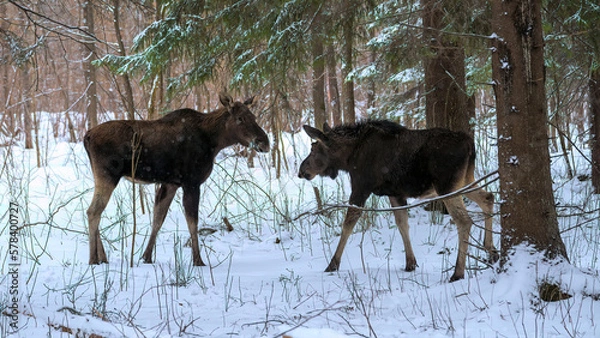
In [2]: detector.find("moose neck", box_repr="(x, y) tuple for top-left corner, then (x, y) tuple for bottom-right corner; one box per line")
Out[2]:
(332, 138), (359, 172)
(200, 108), (237, 154)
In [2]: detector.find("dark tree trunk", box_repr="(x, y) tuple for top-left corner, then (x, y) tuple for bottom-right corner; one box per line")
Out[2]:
(491, 0), (568, 260)
(342, 10), (355, 124)
(421, 0), (472, 135)
(590, 67), (600, 193)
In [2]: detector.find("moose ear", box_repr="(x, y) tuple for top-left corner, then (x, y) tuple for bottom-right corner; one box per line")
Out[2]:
(303, 125), (327, 143)
(243, 96), (257, 107)
(323, 122), (331, 133)
(219, 92), (234, 110)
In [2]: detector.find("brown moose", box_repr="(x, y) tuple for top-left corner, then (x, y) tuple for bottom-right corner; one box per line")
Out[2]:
(298, 120), (497, 282)
(84, 92), (270, 266)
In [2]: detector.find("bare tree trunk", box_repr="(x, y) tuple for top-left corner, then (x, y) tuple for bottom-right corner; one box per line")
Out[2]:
(341, 8), (355, 124)
(147, 0), (164, 120)
(21, 64), (33, 149)
(491, 0), (568, 260)
(421, 0), (472, 135)
(82, 0), (98, 129)
(591, 67), (600, 193)
(311, 7), (326, 129)
(113, 0), (136, 120)
(326, 44), (342, 126)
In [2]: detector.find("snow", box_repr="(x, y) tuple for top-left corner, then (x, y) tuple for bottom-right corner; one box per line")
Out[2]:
(1, 114), (599, 337)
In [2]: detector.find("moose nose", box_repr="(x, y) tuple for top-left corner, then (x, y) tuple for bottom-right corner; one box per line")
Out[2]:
(250, 137), (270, 153)
(254, 139), (270, 153)
(298, 169), (314, 180)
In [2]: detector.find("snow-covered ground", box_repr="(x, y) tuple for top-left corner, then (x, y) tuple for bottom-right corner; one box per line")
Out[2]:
(1, 114), (599, 337)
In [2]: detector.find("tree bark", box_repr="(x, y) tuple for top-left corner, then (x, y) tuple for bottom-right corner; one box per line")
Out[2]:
(421, 0), (472, 134)
(341, 9), (355, 124)
(21, 63), (33, 149)
(113, 0), (136, 120)
(326, 44), (342, 126)
(590, 67), (600, 193)
(311, 6), (326, 129)
(82, 0), (98, 129)
(491, 0), (568, 260)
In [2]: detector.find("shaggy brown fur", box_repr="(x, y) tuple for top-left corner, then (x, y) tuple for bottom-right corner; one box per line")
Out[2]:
(84, 93), (270, 266)
(299, 120), (497, 282)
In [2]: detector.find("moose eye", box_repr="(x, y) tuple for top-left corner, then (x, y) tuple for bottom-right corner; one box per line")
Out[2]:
(236, 116), (243, 125)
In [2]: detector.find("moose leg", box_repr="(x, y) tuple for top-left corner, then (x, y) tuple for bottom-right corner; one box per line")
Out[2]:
(87, 178), (117, 265)
(465, 188), (499, 263)
(443, 196), (473, 282)
(325, 206), (363, 272)
(142, 183), (178, 264)
(182, 185), (205, 266)
(389, 197), (417, 271)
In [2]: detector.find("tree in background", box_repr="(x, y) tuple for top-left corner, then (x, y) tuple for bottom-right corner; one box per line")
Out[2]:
(421, 0), (474, 134)
(111, 0), (136, 120)
(543, 1), (600, 192)
(491, 0), (568, 260)
(543, 0), (600, 183)
(340, 0), (356, 124)
(311, 1), (326, 129)
(593, 67), (600, 192)
(82, 0), (99, 128)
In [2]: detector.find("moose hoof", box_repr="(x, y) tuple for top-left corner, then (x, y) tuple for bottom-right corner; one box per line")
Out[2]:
(324, 266), (338, 272)
(324, 261), (340, 272)
(405, 259), (417, 272)
(192, 258), (206, 267)
(449, 273), (464, 283)
(89, 259), (108, 265)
